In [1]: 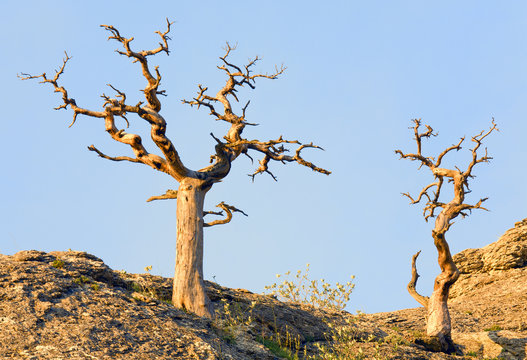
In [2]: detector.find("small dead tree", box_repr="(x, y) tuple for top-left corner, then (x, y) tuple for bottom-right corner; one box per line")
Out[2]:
(20, 20), (330, 318)
(395, 119), (497, 352)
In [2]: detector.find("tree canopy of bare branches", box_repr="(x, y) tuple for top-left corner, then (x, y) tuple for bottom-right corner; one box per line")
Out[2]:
(20, 20), (330, 318)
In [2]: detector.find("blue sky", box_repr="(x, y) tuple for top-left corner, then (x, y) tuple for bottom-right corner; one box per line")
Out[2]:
(1, 1), (526, 313)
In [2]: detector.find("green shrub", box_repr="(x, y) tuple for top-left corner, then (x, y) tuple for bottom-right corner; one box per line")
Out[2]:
(73, 275), (90, 285)
(51, 259), (64, 269)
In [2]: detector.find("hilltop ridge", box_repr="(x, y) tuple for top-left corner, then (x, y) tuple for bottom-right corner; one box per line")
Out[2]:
(0, 219), (526, 359)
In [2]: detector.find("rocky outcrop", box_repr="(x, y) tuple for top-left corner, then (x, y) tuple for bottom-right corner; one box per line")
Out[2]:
(0, 250), (359, 359)
(453, 218), (527, 274)
(1, 219), (526, 359)
(444, 219), (527, 359)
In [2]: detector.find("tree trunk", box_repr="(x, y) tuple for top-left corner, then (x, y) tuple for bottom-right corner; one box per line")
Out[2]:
(172, 178), (213, 318)
(426, 230), (459, 353)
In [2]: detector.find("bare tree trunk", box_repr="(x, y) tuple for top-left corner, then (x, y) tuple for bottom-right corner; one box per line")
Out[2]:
(173, 178), (213, 318)
(426, 228), (459, 353)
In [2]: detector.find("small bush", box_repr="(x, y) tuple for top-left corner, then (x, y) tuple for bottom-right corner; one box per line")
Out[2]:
(51, 259), (64, 269)
(90, 283), (100, 291)
(73, 275), (90, 285)
(264, 264), (355, 311)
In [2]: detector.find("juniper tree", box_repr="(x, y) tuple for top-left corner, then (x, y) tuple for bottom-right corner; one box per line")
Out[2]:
(20, 20), (330, 318)
(395, 119), (497, 352)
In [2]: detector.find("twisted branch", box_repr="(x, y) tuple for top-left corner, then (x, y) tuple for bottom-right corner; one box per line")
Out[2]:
(407, 251), (429, 309)
(101, 18), (172, 112)
(204, 201), (248, 227)
(20, 22), (194, 181)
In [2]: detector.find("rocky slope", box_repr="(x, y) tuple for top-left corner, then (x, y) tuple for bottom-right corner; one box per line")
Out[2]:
(367, 218), (527, 359)
(0, 219), (526, 359)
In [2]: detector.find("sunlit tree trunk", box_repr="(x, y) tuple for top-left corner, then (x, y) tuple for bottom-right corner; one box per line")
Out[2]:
(426, 229), (459, 353)
(173, 179), (213, 318)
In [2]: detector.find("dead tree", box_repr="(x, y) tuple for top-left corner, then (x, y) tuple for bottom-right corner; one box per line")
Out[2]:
(395, 119), (497, 353)
(20, 20), (330, 318)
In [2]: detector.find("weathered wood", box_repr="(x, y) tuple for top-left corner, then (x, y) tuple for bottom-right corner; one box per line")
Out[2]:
(396, 119), (497, 353)
(173, 179), (212, 318)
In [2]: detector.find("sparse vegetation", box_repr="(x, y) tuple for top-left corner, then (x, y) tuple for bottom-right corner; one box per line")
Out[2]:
(51, 259), (64, 269)
(90, 283), (100, 291)
(213, 298), (257, 345)
(484, 325), (503, 332)
(257, 335), (300, 360)
(73, 275), (90, 286)
(264, 264), (355, 311)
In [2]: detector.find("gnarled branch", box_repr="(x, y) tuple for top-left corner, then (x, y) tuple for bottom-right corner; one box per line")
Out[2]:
(20, 23), (194, 182)
(203, 201), (248, 227)
(407, 251), (429, 309)
(181, 45), (328, 183)
(226, 137), (330, 180)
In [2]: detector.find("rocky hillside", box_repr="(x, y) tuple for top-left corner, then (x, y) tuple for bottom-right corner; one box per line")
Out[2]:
(0, 219), (526, 359)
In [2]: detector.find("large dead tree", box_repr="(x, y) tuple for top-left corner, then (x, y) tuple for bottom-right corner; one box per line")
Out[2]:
(20, 20), (330, 318)
(395, 119), (497, 353)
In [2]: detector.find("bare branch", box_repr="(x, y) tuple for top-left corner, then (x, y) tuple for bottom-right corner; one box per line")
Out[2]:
(407, 251), (429, 309)
(464, 119), (499, 177)
(87, 145), (141, 163)
(204, 201), (248, 227)
(100, 19), (173, 112)
(146, 189), (178, 202)
(221, 137), (330, 180)
(435, 137), (464, 167)
(395, 119), (439, 169)
(184, 44), (286, 145)
(398, 119), (496, 227)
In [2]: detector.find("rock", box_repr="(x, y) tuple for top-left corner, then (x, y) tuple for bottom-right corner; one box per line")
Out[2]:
(454, 331), (527, 360)
(452, 248), (483, 274)
(454, 219), (527, 274)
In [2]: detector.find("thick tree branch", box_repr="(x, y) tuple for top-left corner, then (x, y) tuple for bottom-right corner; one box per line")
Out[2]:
(203, 201), (248, 227)
(407, 251), (429, 309)
(20, 24), (195, 182)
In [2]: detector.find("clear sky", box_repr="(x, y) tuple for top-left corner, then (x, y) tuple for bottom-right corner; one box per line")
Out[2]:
(1, 1), (526, 314)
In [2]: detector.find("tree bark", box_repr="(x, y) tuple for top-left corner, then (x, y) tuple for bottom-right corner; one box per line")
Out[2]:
(425, 225), (460, 353)
(172, 178), (213, 318)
